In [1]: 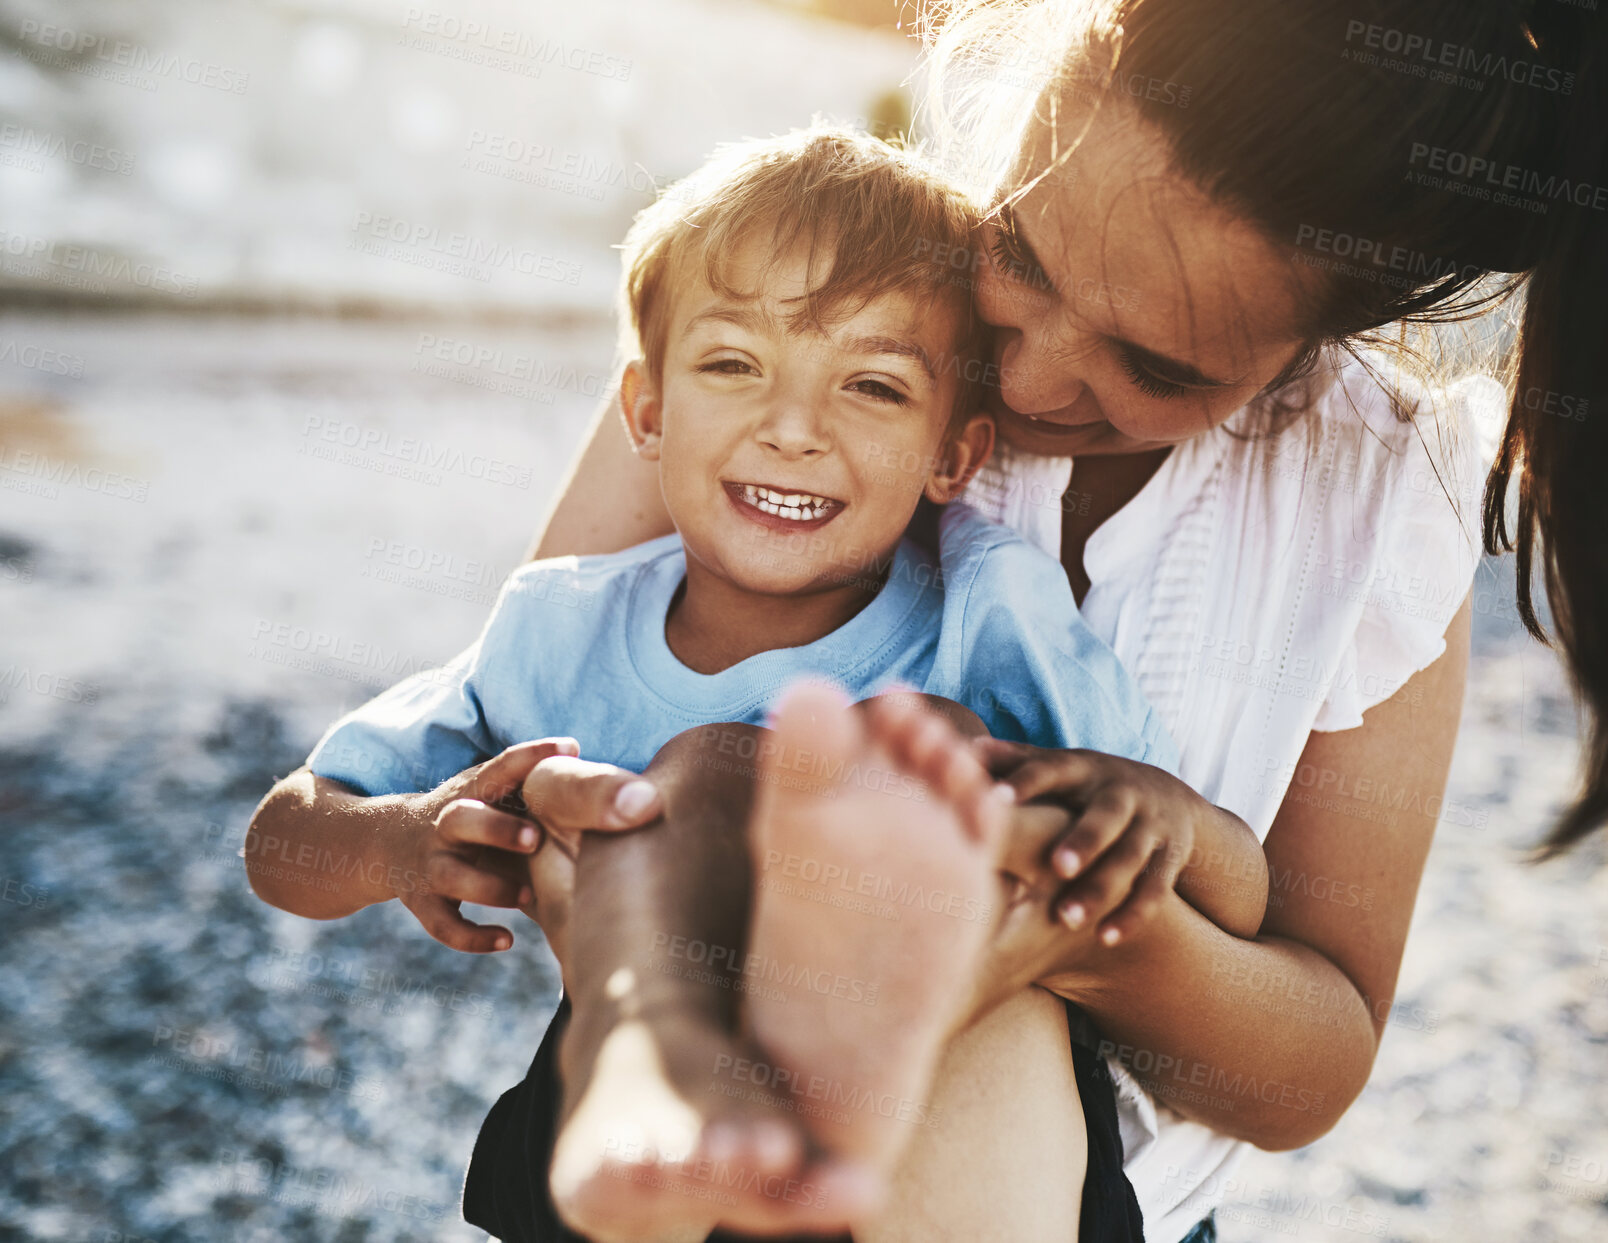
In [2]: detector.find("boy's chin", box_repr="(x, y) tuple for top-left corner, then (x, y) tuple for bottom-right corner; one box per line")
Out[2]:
(725, 563), (875, 597)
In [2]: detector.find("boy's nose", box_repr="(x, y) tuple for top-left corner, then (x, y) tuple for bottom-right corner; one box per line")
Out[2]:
(755, 395), (830, 457)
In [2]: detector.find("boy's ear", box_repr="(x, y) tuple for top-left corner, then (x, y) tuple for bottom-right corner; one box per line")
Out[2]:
(618, 360), (664, 461)
(924, 414), (995, 504)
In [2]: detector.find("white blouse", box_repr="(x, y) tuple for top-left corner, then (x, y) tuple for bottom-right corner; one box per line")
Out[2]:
(962, 354), (1505, 1243)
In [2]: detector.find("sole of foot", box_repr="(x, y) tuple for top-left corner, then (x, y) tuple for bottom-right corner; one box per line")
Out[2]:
(551, 1005), (878, 1240)
(745, 682), (1011, 1181)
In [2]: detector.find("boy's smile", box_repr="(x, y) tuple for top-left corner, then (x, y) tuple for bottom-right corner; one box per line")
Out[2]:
(722, 481), (844, 530)
(619, 237), (993, 671)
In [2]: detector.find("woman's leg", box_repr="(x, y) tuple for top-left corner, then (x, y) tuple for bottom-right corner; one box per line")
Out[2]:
(861, 986), (1086, 1243)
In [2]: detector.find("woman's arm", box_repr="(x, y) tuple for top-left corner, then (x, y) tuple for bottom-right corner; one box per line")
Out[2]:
(530, 394), (672, 561)
(1031, 594), (1472, 1149)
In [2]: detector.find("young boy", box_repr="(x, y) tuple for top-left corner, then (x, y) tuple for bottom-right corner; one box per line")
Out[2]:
(249, 127), (1266, 1242)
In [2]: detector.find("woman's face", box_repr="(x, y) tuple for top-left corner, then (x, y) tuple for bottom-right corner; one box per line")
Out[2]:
(975, 99), (1313, 457)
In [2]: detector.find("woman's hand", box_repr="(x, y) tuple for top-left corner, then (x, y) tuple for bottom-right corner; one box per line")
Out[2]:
(975, 741), (1266, 947)
(397, 741), (664, 959)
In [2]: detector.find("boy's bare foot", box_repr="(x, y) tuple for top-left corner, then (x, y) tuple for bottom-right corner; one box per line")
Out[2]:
(744, 682), (1011, 1180)
(551, 1004), (878, 1241)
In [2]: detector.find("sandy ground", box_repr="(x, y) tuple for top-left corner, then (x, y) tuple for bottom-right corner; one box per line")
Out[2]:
(0, 311), (1604, 1242)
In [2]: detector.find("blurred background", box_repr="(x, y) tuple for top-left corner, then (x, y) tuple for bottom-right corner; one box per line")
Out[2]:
(0, 2), (1602, 1241)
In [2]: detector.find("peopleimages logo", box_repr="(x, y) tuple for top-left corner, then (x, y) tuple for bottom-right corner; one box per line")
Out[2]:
(1343, 20), (1575, 95)
(1409, 143), (1608, 212)
(349, 212), (582, 286)
(15, 20), (250, 93)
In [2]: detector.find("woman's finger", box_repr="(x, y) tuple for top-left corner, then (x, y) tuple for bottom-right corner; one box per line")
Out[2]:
(435, 798), (543, 853)
(1049, 784), (1138, 878)
(425, 851), (531, 910)
(1053, 819), (1159, 931)
(456, 737), (581, 807)
(403, 892), (514, 954)
(521, 755), (662, 831)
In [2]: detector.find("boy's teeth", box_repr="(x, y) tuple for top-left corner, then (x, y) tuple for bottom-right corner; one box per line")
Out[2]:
(741, 484), (834, 519)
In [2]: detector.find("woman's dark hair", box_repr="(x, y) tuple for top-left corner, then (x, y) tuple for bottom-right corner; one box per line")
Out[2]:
(925, 0), (1608, 852)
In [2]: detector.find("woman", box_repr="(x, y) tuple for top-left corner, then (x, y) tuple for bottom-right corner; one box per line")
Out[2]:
(456, 0), (1608, 1239)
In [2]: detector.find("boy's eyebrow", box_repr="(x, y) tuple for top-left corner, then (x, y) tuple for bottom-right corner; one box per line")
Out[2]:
(684, 302), (937, 382)
(843, 334), (936, 381)
(682, 303), (779, 337)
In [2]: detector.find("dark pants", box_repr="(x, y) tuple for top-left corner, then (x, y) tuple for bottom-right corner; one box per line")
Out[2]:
(462, 997), (1148, 1242)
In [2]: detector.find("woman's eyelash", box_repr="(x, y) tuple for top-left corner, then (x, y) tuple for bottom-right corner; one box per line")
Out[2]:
(989, 227), (1033, 284)
(1115, 346), (1191, 399)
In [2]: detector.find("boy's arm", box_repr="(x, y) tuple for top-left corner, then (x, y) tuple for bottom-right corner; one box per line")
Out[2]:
(979, 742), (1269, 945)
(942, 523), (1269, 944)
(246, 767), (433, 920)
(247, 741), (582, 952)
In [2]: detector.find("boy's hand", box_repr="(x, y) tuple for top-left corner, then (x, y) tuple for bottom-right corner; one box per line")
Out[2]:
(402, 741), (665, 957)
(975, 742), (1206, 946)
(398, 739), (578, 953)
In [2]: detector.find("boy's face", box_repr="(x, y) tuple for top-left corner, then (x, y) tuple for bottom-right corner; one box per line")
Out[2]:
(622, 240), (993, 597)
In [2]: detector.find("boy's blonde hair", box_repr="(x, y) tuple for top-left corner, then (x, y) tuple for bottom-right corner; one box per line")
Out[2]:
(618, 126), (989, 429)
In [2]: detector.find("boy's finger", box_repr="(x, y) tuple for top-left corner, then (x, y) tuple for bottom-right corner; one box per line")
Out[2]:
(425, 852), (530, 909)
(997, 800), (1073, 880)
(1004, 751), (1102, 805)
(970, 735), (1038, 777)
(1049, 784), (1138, 878)
(522, 756), (662, 831)
(1054, 822), (1158, 930)
(1096, 859), (1172, 948)
(459, 738), (581, 805)
(404, 893), (513, 954)
(436, 798), (542, 853)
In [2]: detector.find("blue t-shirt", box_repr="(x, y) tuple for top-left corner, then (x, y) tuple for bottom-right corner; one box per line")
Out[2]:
(307, 503), (1177, 794)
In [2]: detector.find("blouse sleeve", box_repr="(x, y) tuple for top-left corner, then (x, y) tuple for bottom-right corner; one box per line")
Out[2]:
(1311, 373), (1506, 732)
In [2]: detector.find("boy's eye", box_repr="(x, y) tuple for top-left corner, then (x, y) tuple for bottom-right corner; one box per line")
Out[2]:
(846, 378), (909, 406)
(697, 358), (757, 376)
(1114, 344), (1191, 400)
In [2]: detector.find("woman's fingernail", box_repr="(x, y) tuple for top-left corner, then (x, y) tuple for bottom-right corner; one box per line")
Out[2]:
(1054, 845), (1081, 877)
(990, 783), (1017, 805)
(518, 886), (533, 906)
(1101, 926), (1122, 946)
(1060, 901), (1086, 929)
(614, 780), (657, 819)
(494, 934), (511, 951)
(558, 738), (579, 754)
(518, 827), (538, 849)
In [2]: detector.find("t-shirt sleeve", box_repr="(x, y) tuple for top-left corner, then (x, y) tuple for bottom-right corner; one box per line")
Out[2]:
(1312, 374), (1505, 732)
(305, 580), (524, 795)
(929, 504), (1180, 773)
